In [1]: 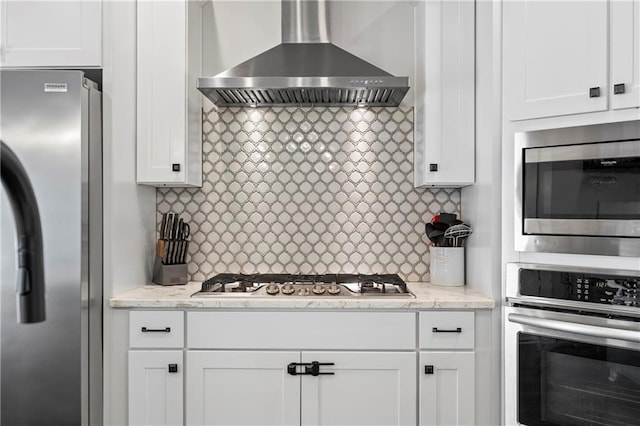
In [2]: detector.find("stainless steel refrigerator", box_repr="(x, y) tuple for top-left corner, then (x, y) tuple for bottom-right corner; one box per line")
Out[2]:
(0, 70), (102, 425)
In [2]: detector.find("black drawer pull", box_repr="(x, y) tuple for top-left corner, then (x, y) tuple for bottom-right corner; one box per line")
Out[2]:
(141, 327), (171, 333)
(432, 327), (462, 333)
(614, 83), (626, 94)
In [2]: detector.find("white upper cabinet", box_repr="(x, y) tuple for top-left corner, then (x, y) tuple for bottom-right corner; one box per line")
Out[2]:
(611, 0), (640, 110)
(136, 0), (202, 187)
(414, 0), (475, 188)
(0, 0), (101, 67)
(504, 0), (640, 121)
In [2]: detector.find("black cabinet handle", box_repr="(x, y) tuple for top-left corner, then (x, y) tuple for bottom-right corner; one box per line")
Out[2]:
(425, 365), (434, 375)
(141, 327), (171, 333)
(168, 364), (178, 373)
(172, 163), (181, 172)
(614, 83), (626, 94)
(429, 163), (438, 172)
(287, 361), (335, 376)
(589, 87), (601, 98)
(432, 327), (462, 333)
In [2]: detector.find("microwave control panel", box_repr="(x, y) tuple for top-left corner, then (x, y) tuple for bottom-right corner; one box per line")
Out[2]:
(520, 269), (640, 308)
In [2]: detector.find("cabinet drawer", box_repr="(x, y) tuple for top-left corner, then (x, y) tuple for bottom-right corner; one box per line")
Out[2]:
(129, 311), (184, 348)
(419, 311), (474, 349)
(187, 311), (416, 350)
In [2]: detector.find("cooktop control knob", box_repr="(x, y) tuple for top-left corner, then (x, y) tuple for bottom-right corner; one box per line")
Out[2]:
(312, 284), (326, 295)
(327, 284), (341, 295)
(266, 283), (280, 295)
(297, 287), (310, 296)
(282, 284), (295, 295)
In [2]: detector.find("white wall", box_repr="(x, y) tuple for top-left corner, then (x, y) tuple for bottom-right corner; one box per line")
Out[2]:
(101, 1), (157, 423)
(461, 1), (502, 424)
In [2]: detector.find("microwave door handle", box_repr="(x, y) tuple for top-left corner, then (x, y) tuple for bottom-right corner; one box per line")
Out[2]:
(508, 313), (640, 344)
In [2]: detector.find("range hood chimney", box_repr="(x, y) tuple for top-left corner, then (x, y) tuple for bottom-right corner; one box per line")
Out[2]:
(197, 0), (409, 107)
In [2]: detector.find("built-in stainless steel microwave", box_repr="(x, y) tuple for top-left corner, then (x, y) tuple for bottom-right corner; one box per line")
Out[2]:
(515, 121), (640, 257)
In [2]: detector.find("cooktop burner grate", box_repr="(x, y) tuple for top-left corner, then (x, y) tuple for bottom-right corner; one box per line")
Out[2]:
(194, 273), (414, 298)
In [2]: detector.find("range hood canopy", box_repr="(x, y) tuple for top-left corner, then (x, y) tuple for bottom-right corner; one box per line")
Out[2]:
(197, 0), (409, 107)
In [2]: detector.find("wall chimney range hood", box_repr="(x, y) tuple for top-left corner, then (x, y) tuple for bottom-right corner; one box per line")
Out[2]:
(197, 0), (409, 107)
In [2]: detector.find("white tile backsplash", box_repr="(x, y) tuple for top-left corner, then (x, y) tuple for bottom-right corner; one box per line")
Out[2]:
(157, 106), (460, 281)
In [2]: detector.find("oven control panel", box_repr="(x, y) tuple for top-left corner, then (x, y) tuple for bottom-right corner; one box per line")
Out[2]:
(520, 269), (640, 307)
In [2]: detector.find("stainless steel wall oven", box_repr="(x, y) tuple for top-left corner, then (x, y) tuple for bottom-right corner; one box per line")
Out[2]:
(505, 263), (640, 426)
(514, 121), (640, 256)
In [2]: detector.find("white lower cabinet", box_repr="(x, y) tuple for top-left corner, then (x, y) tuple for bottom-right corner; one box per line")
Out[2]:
(127, 310), (480, 426)
(300, 351), (416, 426)
(129, 350), (184, 426)
(186, 350), (416, 426)
(418, 311), (475, 426)
(186, 351), (300, 426)
(419, 351), (475, 426)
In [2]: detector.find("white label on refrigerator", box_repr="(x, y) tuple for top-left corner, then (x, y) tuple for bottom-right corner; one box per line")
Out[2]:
(44, 83), (68, 93)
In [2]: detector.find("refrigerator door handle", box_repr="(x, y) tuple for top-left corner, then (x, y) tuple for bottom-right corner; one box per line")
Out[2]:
(0, 140), (46, 324)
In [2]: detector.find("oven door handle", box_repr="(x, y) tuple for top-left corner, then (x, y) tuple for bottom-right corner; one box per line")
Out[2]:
(508, 313), (640, 344)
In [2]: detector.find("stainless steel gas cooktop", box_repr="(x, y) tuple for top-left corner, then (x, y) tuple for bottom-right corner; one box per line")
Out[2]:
(192, 273), (414, 298)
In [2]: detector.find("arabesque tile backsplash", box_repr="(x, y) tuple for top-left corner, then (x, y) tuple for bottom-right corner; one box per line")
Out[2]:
(157, 106), (460, 282)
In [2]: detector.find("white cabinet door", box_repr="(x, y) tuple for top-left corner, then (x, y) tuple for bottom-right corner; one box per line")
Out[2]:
(301, 351), (416, 426)
(0, 0), (101, 67)
(504, 1), (609, 120)
(611, 0), (640, 109)
(129, 350), (183, 426)
(136, 0), (202, 187)
(419, 351), (474, 426)
(414, 0), (475, 188)
(186, 351), (300, 426)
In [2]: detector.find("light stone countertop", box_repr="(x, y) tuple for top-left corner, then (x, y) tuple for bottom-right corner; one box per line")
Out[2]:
(109, 282), (494, 310)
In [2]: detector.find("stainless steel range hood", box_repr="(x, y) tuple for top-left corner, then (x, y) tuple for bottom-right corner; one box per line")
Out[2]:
(197, 0), (409, 107)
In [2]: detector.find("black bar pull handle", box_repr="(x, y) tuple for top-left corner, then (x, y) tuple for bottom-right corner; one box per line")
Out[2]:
(141, 327), (171, 333)
(614, 83), (626, 94)
(589, 87), (601, 98)
(432, 327), (462, 333)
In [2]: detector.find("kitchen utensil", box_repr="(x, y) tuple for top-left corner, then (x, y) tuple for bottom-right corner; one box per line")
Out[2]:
(164, 213), (173, 239)
(425, 223), (446, 246)
(160, 213), (168, 239)
(179, 223), (190, 263)
(437, 212), (458, 226)
(443, 223), (473, 247)
(172, 214), (180, 239)
(156, 239), (166, 258)
(176, 218), (184, 239)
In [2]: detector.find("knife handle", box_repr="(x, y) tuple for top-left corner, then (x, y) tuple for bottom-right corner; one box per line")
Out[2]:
(159, 214), (165, 239)
(163, 240), (171, 264)
(156, 240), (166, 258)
(181, 241), (189, 264)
